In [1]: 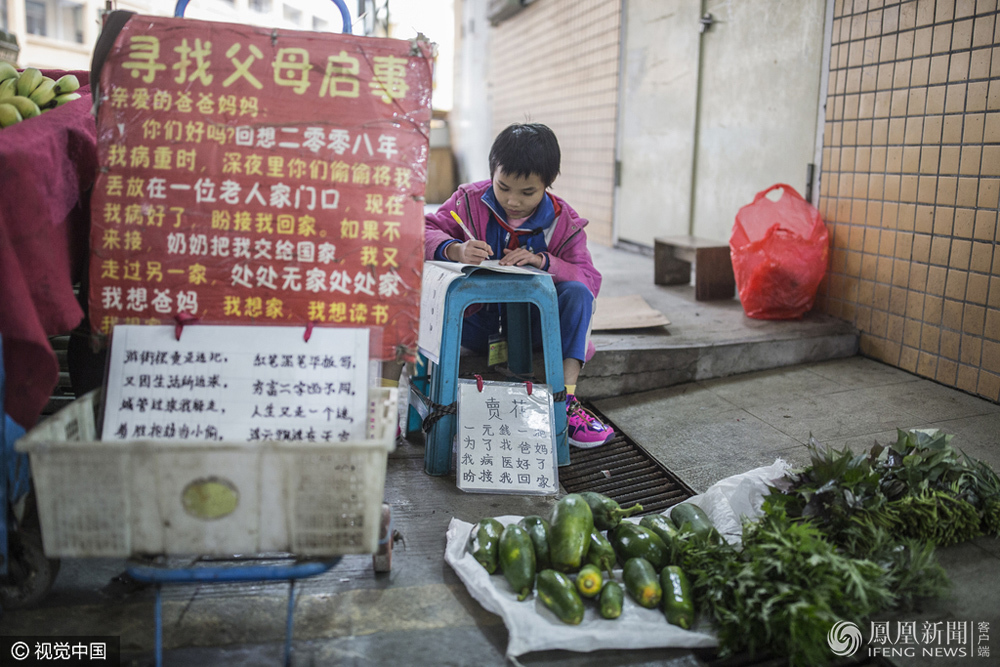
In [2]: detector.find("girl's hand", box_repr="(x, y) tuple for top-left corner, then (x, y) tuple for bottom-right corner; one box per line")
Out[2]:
(447, 240), (493, 265)
(500, 247), (543, 268)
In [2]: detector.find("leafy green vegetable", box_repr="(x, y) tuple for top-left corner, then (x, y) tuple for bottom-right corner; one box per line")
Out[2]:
(679, 511), (894, 666)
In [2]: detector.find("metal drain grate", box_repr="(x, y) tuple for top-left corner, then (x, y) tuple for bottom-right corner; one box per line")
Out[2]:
(560, 402), (696, 515)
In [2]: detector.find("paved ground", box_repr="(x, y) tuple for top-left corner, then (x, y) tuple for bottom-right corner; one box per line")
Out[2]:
(2, 244), (998, 666)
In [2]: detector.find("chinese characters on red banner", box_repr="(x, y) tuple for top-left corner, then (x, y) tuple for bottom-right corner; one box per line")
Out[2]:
(90, 16), (433, 360)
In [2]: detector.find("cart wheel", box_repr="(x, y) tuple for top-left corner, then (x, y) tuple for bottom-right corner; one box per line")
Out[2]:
(0, 530), (60, 610)
(372, 503), (393, 573)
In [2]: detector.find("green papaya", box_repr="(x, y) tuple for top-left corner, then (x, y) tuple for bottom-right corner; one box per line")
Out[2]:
(639, 513), (681, 562)
(518, 515), (553, 570)
(499, 523), (536, 601)
(575, 563), (603, 599)
(536, 569), (585, 625)
(599, 580), (624, 619)
(579, 491), (643, 531)
(610, 522), (670, 571)
(670, 503), (721, 544)
(550, 494), (594, 572)
(585, 527), (616, 576)
(661, 565), (695, 629)
(467, 518), (504, 574)
(623, 557), (662, 609)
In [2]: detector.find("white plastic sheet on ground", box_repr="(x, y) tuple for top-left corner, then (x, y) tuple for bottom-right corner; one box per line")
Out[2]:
(444, 458), (792, 658)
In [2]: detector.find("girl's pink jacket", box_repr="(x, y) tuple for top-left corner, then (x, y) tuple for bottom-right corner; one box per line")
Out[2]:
(423, 180), (603, 299)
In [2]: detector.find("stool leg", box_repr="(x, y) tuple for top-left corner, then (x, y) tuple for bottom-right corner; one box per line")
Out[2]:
(506, 303), (533, 376)
(284, 579), (296, 667)
(155, 584), (163, 667)
(407, 354), (429, 434)
(425, 298), (465, 475)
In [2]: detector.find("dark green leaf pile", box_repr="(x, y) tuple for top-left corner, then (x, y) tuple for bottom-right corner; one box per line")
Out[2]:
(679, 511), (894, 666)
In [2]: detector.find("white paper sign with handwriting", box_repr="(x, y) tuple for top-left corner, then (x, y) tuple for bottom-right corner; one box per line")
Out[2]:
(101, 325), (370, 443)
(456, 378), (558, 495)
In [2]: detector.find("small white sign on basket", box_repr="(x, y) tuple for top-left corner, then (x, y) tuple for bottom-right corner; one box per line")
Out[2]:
(456, 378), (558, 495)
(101, 324), (370, 444)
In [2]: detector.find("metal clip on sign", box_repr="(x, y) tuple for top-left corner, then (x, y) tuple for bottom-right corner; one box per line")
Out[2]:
(173, 0), (354, 34)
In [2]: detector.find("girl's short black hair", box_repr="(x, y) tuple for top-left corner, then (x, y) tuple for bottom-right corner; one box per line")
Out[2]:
(488, 123), (561, 188)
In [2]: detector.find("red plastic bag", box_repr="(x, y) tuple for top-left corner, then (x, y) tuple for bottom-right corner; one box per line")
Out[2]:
(729, 184), (829, 319)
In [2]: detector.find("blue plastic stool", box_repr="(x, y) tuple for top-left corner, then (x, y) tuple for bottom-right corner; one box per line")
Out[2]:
(422, 271), (568, 476)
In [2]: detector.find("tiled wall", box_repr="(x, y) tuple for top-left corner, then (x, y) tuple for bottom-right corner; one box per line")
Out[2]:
(817, 0), (1000, 402)
(489, 0), (621, 247)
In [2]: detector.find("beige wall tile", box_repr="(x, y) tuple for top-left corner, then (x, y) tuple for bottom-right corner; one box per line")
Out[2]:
(930, 54), (951, 84)
(965, 303), (987, 335)
(941, 329), (962, 359)
(912, 234), (932, 263)
(933, 23), (954, 54)
(937, 175), (958, 204)
(974, 14), (997, 48)
(919, 206), (938, 235)
(910, 261), (929, 289)
(961, 333), (983, 365)
(940, 146), (962, 174)
(971, 241), (995, 272)
(937, 358), (959, 384)
(951, 239), (973, 270)
(979, 180), (1000, 208)
(918, 350), (939, 377)
(917, 176), (939, 204)
(968, 273), (991, 305)
(985, 308), (1000, 341)
(982, 340), (1000, 375)
(956, 208), (977, 237)
(946, 268), (970, 300)
(925, 293), (944, 324)
(974, 208), (997, 240)
(947, 83), (970, 113)
(957, 364), (980, 393)
(982, 146), (1000, 177)
(928, 265), (948, 295)
(977, 371), (1000, 402)
(900, 345), (920, 372)
(907, 290), (926, 319)
(971, 46), (993, 78)
(960, 145), (983, 174)
(888, 313), (905, 342)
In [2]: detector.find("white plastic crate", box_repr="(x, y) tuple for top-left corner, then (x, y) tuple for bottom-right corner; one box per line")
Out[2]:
(16, 388), (397, 558)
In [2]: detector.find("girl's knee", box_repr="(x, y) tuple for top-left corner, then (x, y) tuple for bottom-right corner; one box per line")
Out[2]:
(557, 281), (594, 317)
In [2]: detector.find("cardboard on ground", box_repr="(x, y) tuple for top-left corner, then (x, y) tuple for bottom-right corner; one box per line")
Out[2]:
(593, 294), (671, 330)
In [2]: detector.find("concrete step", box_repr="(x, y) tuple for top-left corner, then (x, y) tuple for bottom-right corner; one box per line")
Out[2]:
(579, 243), (859, 399)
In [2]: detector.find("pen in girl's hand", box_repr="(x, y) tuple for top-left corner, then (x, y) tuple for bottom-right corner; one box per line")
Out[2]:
(450, 210), (477, 241)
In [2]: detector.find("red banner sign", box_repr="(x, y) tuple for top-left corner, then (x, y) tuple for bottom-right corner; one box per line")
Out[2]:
(89, 15), (432, 361)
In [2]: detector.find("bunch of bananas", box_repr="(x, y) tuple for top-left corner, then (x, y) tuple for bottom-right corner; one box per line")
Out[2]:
(0, 63), (82, 128)
(886, 488), (982, 546)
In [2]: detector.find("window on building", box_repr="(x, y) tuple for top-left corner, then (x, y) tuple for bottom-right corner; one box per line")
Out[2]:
(55, 2), (85, 44)
(312, 16), (327, 32)
(25, 0), (46, 37)
(1, 0), (8, 32)
(283, 4), (301, 26)
(248, 0), (271, 13)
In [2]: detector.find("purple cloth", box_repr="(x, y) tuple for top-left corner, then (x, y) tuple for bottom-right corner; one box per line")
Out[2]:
(0, 70), (96, 427)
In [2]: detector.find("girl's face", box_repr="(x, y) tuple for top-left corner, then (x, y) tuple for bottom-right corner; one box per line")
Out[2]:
(491, 168), (546, 220)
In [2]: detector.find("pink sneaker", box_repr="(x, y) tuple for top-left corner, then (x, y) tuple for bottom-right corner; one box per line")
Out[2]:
(567, 394), (615, 448)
